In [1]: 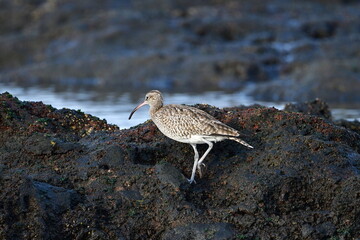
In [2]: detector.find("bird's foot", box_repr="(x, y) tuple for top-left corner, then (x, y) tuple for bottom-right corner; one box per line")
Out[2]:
(187, 178), (196, 184)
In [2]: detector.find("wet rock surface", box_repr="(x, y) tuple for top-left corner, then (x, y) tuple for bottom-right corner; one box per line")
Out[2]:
(1, 92), (360, 239)
(0, 0), (360, 105)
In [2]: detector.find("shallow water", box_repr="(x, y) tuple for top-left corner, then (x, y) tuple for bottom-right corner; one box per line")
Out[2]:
(0, 83), (358, 129)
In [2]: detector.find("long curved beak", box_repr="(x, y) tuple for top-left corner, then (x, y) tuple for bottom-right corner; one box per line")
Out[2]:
(129, 101), (147, 120)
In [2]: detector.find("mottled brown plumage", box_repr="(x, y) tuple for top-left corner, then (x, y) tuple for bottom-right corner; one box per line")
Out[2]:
(129, 90), (253, 183)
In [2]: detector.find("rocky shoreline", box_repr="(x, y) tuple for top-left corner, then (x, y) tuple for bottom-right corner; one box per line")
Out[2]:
(1, 92), (359, 239)
(1, 0), (360, 105)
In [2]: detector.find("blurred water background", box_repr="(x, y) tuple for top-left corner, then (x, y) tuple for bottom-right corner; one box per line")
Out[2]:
(0, 0), (359, 128)
(1, 82), (358, 129)
(1, 82), (289, 128)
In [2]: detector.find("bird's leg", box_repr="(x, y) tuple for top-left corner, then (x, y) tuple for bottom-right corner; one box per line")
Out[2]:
(197, 139), (213, 178)
(188, 144), (199, 184)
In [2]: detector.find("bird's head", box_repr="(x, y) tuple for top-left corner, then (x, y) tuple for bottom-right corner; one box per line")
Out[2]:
(129, 90), (163, 120)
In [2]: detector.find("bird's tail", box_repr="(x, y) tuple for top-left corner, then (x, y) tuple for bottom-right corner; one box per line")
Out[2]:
(229, 137), (254, 149)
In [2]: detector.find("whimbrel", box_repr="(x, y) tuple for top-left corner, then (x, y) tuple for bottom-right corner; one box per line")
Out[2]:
(129, 90), (253, 184)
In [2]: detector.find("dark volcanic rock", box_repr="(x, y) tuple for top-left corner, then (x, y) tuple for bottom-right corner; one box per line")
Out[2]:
(19, 179), (83, 240)
(284, 98), (332, 120)
(302, 21), (338, 39)
(155, 162), (187, 188)
(1, 92), (360, 239)
(335, 119), (360, 135)
(161, 222), (237, 240)
(252, 57), (360, 104)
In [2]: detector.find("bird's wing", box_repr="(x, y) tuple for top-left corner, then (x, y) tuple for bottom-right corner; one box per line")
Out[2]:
(153, 105), (239, 138)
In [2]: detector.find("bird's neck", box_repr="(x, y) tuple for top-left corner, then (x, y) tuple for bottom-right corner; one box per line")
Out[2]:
(150, 102), (163, 118)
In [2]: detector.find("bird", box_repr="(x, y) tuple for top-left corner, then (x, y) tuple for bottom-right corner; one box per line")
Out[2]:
(129, 90), (253, 184)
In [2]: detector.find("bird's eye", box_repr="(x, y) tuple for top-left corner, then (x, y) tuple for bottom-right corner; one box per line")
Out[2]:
(146, 96), (149, 100)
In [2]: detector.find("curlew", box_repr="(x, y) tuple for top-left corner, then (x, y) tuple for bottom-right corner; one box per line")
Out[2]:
(129, 90), (253, 184)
